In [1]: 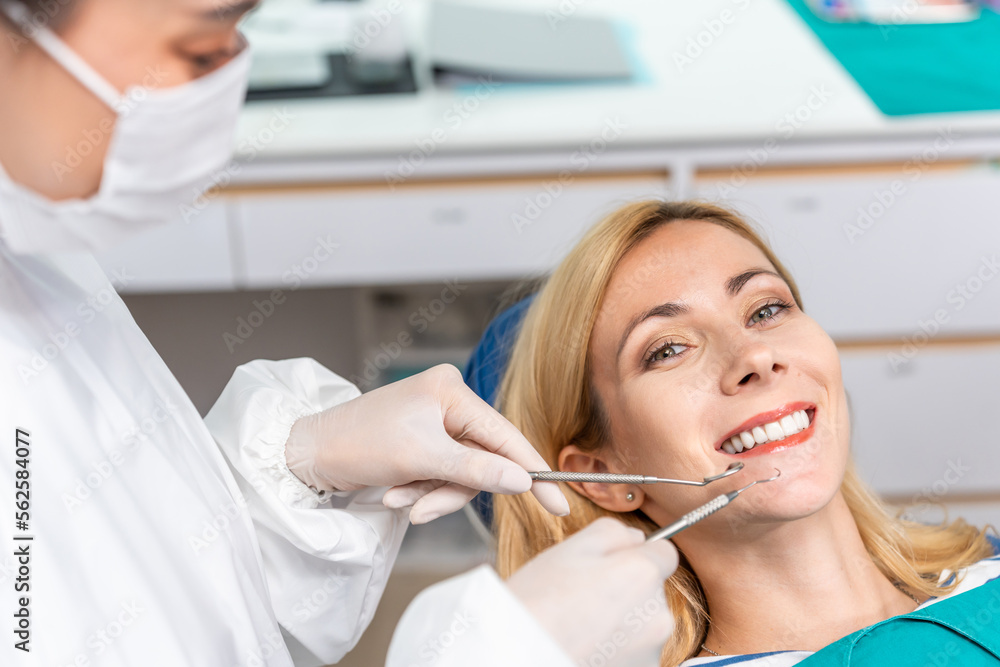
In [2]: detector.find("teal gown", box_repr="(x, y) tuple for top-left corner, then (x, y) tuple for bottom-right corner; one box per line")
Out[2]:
(799, 576), (1000, 666)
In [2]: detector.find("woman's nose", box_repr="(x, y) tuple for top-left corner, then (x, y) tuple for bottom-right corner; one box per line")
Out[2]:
(719, 338), (786, 395)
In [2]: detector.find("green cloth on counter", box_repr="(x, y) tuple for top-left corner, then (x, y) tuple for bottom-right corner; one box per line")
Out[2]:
(785, 0), (1000, 116)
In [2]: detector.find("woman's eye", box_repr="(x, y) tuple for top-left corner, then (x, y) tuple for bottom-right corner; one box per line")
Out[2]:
(647, 342), (687, 365)
(749, 301), (791, 325)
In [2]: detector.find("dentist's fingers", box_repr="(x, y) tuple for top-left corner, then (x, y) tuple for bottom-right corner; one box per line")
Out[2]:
(639, 537), (680, 579)
(383, 448), (568, 521)
(435, 442), (570, 517)
(286, 364), (568, 516)
(527, 480), (571, 518)
(507, 518), (677, 665)
(439, 375), (570, 517)
(382, 480), (442, 509)
(384, 479), (481, 525)
(409, 483), (480, 524)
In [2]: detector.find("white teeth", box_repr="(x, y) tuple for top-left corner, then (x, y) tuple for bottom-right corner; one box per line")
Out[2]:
(764, 422), (784, 441)
(779, 415), (799, 436)
(722, 410), (812, 454)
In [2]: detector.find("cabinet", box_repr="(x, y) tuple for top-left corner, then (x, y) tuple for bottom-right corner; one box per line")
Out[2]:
(693, 163), (1000, 339)
(234, 173), (670, 287)
(95, 200), (235, 293)
(841, 346), (1000, 499)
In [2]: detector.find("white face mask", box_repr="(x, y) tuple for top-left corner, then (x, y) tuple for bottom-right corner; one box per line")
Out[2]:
(0, 0), (251, 255)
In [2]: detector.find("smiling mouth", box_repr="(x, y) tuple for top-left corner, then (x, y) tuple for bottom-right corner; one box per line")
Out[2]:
(716, 404), (817, 456)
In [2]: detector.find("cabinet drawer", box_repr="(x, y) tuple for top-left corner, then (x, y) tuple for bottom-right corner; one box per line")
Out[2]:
(234, 174), (668, 287)
(840, 344), (1000, 497)
(96, 201), (235, 293)
(695, 164), (1000, 339)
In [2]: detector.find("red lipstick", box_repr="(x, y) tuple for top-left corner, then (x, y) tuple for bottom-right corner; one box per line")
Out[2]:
(716, 402), (816, 458)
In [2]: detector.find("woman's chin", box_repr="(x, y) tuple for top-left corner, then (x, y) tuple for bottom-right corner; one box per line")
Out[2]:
(723, 469), (844, 530)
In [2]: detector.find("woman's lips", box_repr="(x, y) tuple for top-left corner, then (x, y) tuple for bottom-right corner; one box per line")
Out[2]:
(716, 404), (817, 458)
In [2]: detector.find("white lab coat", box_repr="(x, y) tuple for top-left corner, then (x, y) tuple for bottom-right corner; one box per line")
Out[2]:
(0, 242), (407, 666)
(385, 565), (574, 667)
(0, 241), (573, 666)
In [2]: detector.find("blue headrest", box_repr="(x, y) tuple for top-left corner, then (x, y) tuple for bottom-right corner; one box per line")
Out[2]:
(462, 296), (534, 528)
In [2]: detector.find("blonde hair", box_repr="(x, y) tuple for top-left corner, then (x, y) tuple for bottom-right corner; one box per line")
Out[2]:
(494, 200), (994, 665)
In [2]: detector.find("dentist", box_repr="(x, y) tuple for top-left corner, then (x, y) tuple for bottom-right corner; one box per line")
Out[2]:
(0, 1), (677, 665)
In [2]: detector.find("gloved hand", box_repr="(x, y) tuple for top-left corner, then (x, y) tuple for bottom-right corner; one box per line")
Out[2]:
(285, 364), (569, 523)
(506, 518), (678, 666)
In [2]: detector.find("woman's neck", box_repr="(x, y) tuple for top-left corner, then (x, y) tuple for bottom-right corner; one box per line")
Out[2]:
(682, 492), (920, 657)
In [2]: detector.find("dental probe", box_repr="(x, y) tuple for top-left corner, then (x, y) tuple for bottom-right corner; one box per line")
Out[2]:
(645, 469), (782, 543)
(528, 461), (744, 487)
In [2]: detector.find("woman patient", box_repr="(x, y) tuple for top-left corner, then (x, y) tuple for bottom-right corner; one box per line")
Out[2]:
(493, 200), (998, 665)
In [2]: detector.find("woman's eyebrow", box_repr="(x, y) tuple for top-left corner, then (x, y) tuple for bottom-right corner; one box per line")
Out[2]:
(726, 268), (782, 296)
(615, 268), (784, 359)
(616, 301), (689, 359)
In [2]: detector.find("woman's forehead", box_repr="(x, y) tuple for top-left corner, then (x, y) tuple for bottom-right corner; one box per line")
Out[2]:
(605, 220), (771, 302)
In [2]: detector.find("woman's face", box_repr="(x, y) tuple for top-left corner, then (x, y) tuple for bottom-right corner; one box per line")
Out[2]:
(585, 220), (850, 537)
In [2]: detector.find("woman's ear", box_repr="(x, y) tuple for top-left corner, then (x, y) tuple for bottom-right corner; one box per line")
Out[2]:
(558, 445), (643, 513)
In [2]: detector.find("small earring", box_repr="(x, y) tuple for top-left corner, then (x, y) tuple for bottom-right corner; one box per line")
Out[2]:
(625, 492), (635, 502)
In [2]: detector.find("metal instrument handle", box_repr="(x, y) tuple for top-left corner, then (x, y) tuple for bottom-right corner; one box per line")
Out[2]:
(528, 471), (647, 484)
(646, 493), (732, 542)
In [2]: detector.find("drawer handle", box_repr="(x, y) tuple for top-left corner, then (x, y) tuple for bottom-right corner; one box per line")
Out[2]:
(430, 208), (467, 225)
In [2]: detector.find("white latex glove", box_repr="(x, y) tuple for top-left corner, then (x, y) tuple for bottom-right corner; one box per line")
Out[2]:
(285, 364), (570, 523)
(507, 518), (678, 667)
